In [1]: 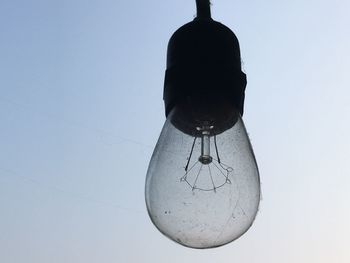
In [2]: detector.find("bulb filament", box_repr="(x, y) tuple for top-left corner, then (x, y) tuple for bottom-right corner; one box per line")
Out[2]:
(181, 125), (233, 192)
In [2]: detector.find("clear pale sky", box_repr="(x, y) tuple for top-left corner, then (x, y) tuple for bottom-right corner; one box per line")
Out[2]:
(1, 0), (350, 262)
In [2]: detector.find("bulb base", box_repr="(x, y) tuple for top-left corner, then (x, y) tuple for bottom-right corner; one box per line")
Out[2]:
(163, 19), (247, 119)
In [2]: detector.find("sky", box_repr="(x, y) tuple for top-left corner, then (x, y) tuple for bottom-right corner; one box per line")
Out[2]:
(0, 0), (350, 262)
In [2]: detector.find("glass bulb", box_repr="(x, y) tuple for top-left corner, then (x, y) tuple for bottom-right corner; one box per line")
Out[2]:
(145, 103), (260, 249)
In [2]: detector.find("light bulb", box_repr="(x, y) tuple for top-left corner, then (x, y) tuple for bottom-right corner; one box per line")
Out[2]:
(145, 102), (260, 249)
(145, 4), (261, 248)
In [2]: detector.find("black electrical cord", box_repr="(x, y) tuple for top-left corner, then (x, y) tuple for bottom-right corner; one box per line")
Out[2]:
(195, 0), (211, 20)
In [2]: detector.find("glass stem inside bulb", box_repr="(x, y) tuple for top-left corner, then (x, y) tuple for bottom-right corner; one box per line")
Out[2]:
(199, 129), (213, 165)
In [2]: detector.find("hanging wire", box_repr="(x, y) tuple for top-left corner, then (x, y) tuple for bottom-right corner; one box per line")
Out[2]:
(195, 0), (212, 20)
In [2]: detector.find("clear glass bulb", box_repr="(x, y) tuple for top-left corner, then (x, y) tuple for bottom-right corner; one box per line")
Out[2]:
(145, 102), (260, 249)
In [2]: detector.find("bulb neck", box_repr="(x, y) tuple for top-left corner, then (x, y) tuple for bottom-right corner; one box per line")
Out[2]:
(169, 101), (239, 137)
